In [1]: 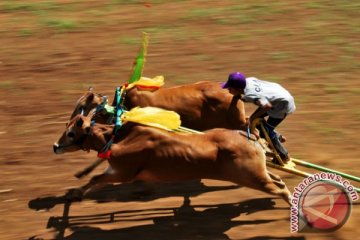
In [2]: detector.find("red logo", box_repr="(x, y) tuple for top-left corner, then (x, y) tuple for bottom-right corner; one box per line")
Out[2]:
(299, 181), (352, 232)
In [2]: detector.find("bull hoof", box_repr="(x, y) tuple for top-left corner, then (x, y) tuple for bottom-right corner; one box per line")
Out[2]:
(66, 188), (84, 202)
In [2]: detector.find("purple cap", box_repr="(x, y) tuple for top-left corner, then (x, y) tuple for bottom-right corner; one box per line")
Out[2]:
(221, 72), (246, 89)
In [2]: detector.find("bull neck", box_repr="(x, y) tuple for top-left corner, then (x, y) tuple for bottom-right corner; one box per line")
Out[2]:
(86, 124), (115, 152)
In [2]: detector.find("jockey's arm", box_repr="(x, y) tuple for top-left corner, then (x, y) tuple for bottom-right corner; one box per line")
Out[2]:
(249, 100), (272, 122)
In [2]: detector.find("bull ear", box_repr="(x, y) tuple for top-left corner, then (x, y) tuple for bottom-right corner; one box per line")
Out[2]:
(87, 92), (94, 102)
(88, 86), (93, 92)
(76, 118), (84, 127)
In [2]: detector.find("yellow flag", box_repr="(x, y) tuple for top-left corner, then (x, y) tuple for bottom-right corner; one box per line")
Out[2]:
(128, 32), (149, 84)
(122, 107), (181, 130)
(126, 75), (164, 91)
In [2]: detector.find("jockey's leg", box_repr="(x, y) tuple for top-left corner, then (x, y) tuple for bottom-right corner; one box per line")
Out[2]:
(271, 134), (289, 161)
(255, 114), (287, 144)
(265, 117), (290, 162)
(265, 117), (284, 135)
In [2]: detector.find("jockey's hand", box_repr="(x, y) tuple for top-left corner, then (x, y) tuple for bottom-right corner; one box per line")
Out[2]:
(252, 128), (260, 139)
(245, 116), (250, 125)
(246, 116), (258, 127)
(246, 117), (260, 139)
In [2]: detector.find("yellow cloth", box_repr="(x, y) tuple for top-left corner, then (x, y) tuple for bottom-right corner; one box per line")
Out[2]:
(126, 75), (164, 91)
(122, 106), (181, 130)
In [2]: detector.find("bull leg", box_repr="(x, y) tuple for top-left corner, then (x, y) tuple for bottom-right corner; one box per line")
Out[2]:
(264, 181), (291, 206)
(267, 171), (281, 181)
(233, 172), (291, 206)
(256, 174), (292, 206)
(267, 171), (287, 189)
(66, 171), (119, 201)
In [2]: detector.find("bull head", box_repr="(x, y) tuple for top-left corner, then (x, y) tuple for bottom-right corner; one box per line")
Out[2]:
(54, 115), (91, 154)
(69, 87), (104, 120)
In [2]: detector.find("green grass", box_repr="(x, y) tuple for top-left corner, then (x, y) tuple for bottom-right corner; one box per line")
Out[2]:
(354, 110), (360, 121)
(111, 0), (142, 4)
(110, 0), (167, 4)
(267, 28), (295, 36)
(293, 95), (310, 106)
(216, 32), (251, 42)
(18, 29), (33, 37)
(268, 52), (292, 61)
(140, 25), (200, 42)
(324, 85), (341, 94)
(1, 1), (62, 13)
(14, 125), (38, 136)
(214, 2), (294, 25)
(341, 45), (360, 54)
(304, 20), (330, 34)
(0, 81), (14, 89)
(303, 2), (326, 9)
(142, 25), (178, 34)
(323, 36), (346, 45)
(304, 1), (360, 13)
(173, 29), (202, 41)
(192, 54), (213, 62)
(181, 6), (265, 24)
(41, 19), (79, 32)
(305, 66), (334, 75)
(118, 37), (140, 45)
(331, 1), (360, 13)
(181, 8), (219, 20)
(1, 2), (36, 12)
(349, 88), (360, 95)
(330, 96), (347, 106)
(86, 9), (108, 17)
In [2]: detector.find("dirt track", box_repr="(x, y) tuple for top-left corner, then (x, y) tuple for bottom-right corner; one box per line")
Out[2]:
(0, 1), (359, 239)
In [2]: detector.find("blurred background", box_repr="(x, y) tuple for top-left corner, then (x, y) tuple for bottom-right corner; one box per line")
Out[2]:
(0, 1), (359, 239)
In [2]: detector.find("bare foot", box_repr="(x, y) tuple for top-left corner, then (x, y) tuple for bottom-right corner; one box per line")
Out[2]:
(279, 135), (287, 143)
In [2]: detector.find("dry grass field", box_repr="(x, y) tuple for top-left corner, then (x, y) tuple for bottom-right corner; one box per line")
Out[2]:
(0, 1), (359, 239)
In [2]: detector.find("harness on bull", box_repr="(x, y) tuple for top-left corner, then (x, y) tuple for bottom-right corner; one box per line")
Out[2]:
(75, 86), (127, 178)
(96, 86), (127, 158)
(75, 85), (182, 178)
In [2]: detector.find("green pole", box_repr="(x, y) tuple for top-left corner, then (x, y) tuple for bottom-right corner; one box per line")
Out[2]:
(268, 161), (360, 193)
(291, 158), (360, 183)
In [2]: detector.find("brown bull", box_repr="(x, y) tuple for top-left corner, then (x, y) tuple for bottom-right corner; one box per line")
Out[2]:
(53, 115), (291, 205)
(69, 81), (247, 131)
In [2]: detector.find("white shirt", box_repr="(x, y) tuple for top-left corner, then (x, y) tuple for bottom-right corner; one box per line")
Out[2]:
(242, 77), (296, 118)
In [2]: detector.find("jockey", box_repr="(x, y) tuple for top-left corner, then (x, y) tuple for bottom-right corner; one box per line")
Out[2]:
(221, 72), (296, 162)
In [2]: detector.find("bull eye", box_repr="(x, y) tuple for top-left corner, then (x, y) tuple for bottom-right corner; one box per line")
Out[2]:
(67, 132), (75, 138)
(85, 127), (91, 134)
(76, 118), (84, 127)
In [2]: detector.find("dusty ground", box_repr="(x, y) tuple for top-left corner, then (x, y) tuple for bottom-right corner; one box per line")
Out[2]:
(0, 1), (359, 239)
